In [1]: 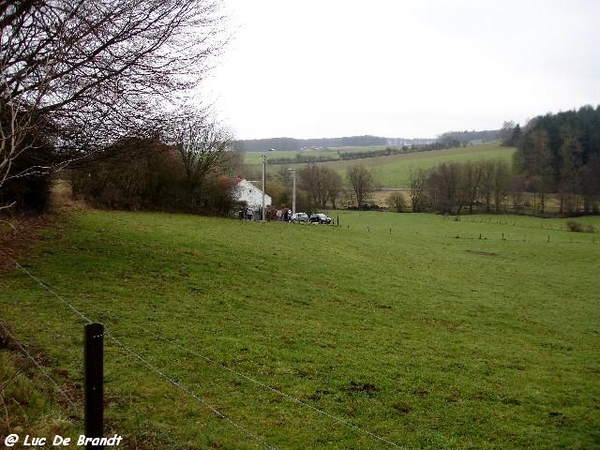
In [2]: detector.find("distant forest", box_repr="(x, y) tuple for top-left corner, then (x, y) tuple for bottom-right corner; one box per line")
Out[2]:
(513, 105), (600, 214)
(238, 135), (387, 152)
(237, 131), (500, 152)
(439, 129), (500, 144)
(405, 106), (600, 216)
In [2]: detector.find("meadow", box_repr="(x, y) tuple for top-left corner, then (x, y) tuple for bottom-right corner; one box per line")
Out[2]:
(245, 143), (515, 187)
(244, 146), (387, 165)
(1, 210), (599, 449)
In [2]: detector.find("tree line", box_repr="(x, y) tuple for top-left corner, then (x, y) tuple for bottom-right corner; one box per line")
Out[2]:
(387, 107), (600, 215)
(65, 116), (241, 214)
(339, 140), (464, 160)
(1, 0), (226, 213)
(513, 105), (600, 214)
(2, 0), (597, 223)
(260, 163), (376, 214)
(438, 129), (500, 145)
(397, 160), (515, 214)
(267, 140), (464, 166)
(238, 135), (389, 152)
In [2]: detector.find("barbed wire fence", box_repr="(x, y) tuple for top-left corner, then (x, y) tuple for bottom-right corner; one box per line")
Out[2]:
(6, 261), (404, 449)
(348, 219), (597, 244)
(112, 321), (403, 449)
(9, 262), (275, 449)
(0, 321), (81, 415)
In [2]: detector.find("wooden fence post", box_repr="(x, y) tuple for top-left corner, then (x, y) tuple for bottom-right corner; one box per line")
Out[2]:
(85, 323), (104, 450)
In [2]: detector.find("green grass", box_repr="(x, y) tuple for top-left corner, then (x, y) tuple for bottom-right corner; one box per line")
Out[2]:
(1, 211), (599, 449)
(246, 143), (515, 188)
(245, 146), (388, 165)
(0, 346), (81, 441)
(322, 143), (515, 187)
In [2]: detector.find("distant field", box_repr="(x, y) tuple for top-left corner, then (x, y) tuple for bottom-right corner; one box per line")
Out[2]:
(245, 146), (387, 165)
(1, 210), (599, 449)
(349, 143), (514, 187)
(246, 143), (515, 187)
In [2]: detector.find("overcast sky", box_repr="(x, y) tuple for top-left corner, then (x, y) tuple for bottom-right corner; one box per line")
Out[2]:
(202, 0), (600, 140)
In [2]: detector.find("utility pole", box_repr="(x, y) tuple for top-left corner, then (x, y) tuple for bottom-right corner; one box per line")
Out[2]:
(288, 168), (296, 215)
(261, 153), (266, 221)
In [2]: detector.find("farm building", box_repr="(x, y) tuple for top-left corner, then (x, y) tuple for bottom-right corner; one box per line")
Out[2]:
(232, 178), (271, 210)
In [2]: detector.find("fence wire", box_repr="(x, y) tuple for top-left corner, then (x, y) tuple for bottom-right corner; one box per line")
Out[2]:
(117, 323), (404, 449)
(0, 321), (81, 414)
(12, 260), (404, 448)
(12, 260), (275, 449)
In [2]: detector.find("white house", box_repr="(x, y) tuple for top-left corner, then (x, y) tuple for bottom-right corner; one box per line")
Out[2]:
(232, 178), (271, 210)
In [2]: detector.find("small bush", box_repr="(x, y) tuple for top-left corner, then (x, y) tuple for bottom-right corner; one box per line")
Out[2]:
(566, 220), (595, 233)
(387, 192), (407, 213)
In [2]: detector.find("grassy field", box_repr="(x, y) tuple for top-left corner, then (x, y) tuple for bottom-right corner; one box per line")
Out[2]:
(246, 143), (515, 188)
(364, 144), (514, 187)
(245, 146), (388, 165)
(1, 211), (599, 449)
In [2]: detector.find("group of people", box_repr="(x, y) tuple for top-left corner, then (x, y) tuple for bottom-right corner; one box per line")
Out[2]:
(237, 206), (294, 222)
(275, 208), (292, 222)
(238, 206), (259, 221)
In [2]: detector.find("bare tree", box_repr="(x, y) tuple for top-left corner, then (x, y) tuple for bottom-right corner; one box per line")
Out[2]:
(479, 160), (495, 212)
(1, 0), (226, 207)
(346, 164), (374, 208)
(427, 162), (461, 214)
(298, 163), (320, 209)
(0, 94), (36, 210)
(408, 167), (428, 212)
(492, 160), (511, 212)
(499, 120), (516, 146)
(174, 114), (233, 208)
(558, 124), (584, 213)
(580, 154), (600, 213)
(298, 164), (343, 209)
(322, 167), (343, 209)
(461, 161), (483, 214)
(321, 166), (342, 209)
(528, 128), (554, 213)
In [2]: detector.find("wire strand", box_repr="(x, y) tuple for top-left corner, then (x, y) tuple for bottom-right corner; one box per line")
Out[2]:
(12, 261), (401, 447)
(104, 330), (275, 449)
(11, 261), (275, 449)
(14, 262), (93, 324)
(116, 322), (404, 449)
(0, 321), (80, 412)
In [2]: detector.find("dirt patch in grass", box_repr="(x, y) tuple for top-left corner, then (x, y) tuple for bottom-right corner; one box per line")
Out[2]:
(341, 380), (378, 397)
(0, 215), (56, 270)
(466, 249), (498, 257)
(0, 182), (81, 271)
(419, 317), (466, 332)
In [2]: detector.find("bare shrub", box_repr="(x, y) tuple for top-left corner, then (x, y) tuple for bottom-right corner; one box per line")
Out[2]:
(566, 220), (595, 233)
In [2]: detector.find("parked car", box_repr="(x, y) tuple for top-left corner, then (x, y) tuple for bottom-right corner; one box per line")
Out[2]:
(309, 213), (332, 224)
(290, 212), (309, 223)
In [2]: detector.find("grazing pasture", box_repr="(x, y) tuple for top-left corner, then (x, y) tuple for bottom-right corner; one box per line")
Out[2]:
(1, 211), (599, 449)
(246, 143), (515, 187)
(320, 143), (514, 187)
